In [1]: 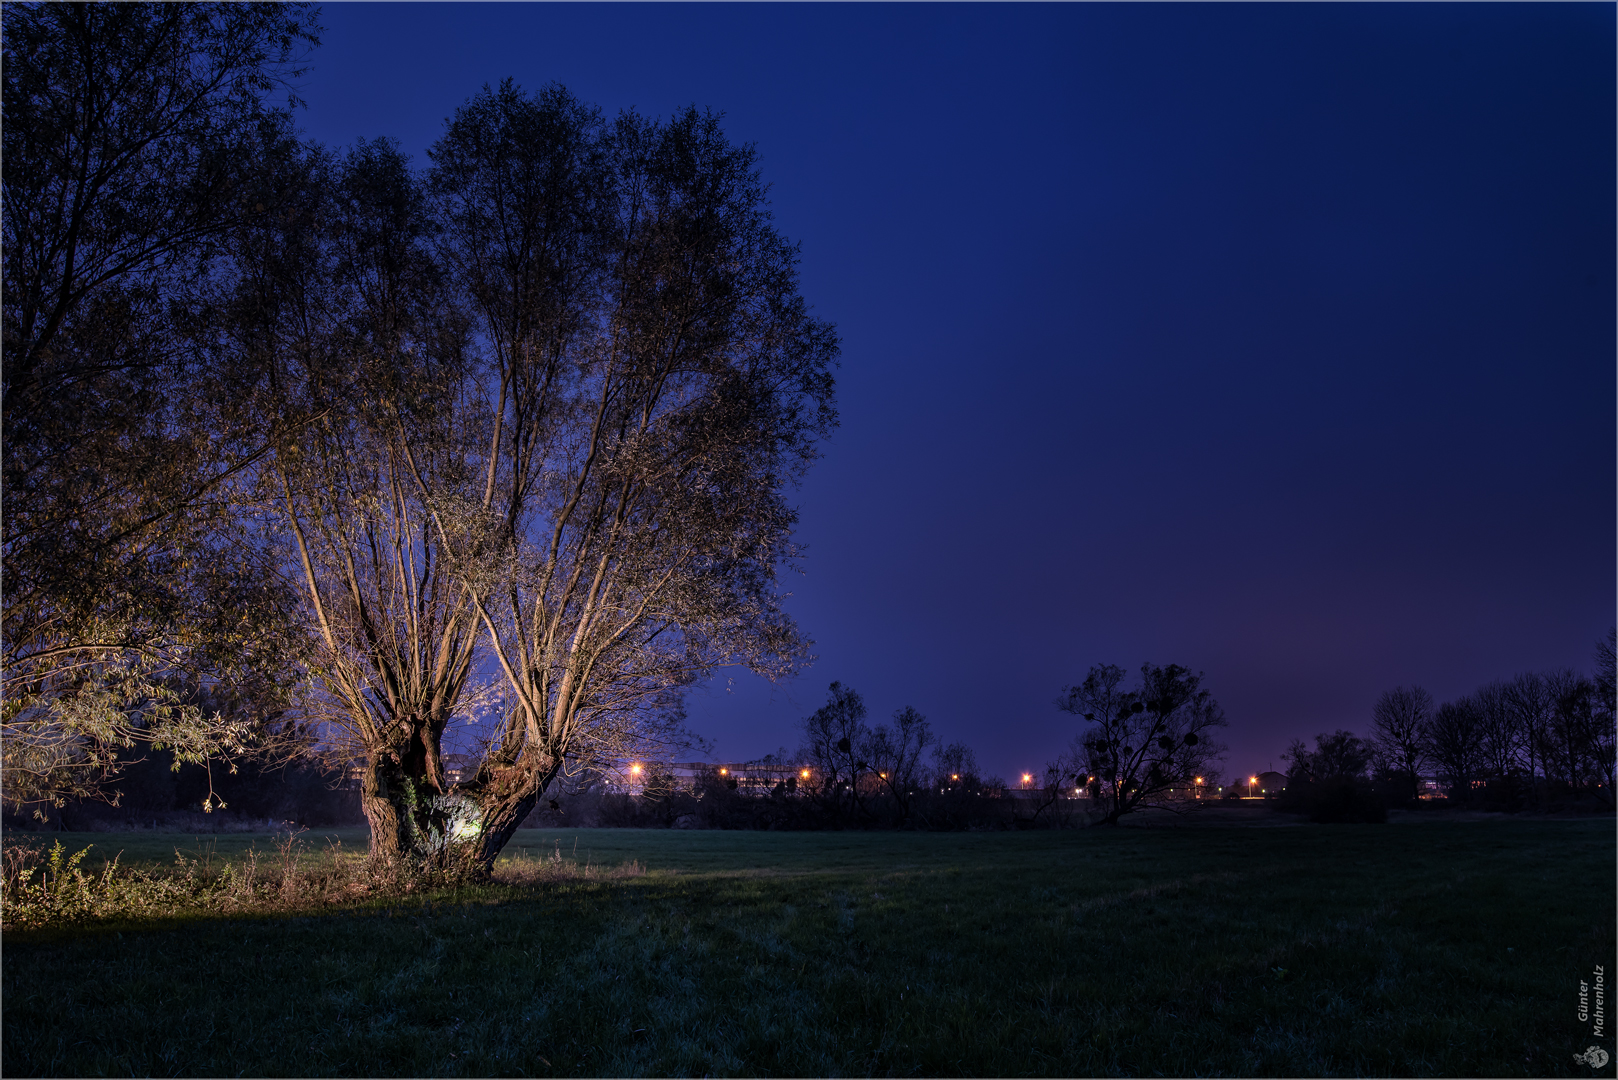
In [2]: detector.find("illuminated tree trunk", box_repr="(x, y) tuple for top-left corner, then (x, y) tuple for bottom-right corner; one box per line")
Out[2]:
(358, 721), (473, 870)
(468, 759), (563, 869)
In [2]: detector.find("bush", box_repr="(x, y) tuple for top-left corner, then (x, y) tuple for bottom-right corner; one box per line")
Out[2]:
(1279, 778), (1387, 823)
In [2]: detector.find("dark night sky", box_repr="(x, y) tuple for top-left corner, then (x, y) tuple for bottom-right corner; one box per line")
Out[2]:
(297, 3), (1615, 783)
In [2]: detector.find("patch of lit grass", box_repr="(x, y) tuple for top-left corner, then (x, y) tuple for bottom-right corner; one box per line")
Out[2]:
(1, 826), (371, 877)
(3, 820), (1612, 1077)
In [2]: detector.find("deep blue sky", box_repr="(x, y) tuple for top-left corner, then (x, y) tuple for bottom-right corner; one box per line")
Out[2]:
(297, 3), (1615, 783)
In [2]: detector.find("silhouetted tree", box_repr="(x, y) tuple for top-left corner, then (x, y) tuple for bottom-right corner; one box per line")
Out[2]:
(1370, 685), (1431, 805)
(932, 741), (982, 793)
(866, 705), (933, 823)
(1541, 669), (1597, 800)
(1057, 662), (1228, 826)
(801, 682), (871, 819)
(1505, 672), (1559, 804)
(1424, 697), (1485, 802)
(1594, 629), (1616, 806)
(1473, 680), (1520, 790)
(1283, 729), (1372, 783)
(1280, 730), (1385, 823)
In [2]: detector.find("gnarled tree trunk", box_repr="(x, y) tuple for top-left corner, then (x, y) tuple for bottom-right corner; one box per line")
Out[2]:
(468, 757), (562, 870)
(359, 721), (481, 870)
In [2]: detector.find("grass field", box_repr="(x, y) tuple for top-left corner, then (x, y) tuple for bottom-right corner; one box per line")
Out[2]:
(3, 815), (1613, 1077)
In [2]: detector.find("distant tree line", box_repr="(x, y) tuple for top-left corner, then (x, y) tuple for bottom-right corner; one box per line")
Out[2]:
(523, 661), (1231, 832)
(1283, 629), (1616, 821)
(531, 684), (1022, 831)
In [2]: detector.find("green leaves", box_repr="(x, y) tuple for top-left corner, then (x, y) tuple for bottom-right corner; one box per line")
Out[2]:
(2, 2), (319, 816)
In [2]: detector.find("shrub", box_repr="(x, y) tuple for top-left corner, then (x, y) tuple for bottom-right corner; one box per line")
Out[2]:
(2, 840), (197, 928)
(1279, 778), (1387, 823)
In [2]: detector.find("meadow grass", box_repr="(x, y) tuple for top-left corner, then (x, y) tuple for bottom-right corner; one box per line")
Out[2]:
(0, 825), (372, 877)
(3, 816), (1612, 1077)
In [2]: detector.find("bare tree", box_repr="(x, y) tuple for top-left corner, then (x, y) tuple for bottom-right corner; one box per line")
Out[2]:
(800, 682), (871, 819)
(1594, 629), (1616, 807)
(932, 741), (982, 793)
(1474, 680), (1521, 786)
(1424, 697), (1485, 802)
(1504, 672), (1555, 805)
(1370, 685), (1432, 804)
(866, 705), (934, 823)
(1597, 629), (1616, 721)
(1543, 668), (1597, 801)
(1057, 662), (1227, 826)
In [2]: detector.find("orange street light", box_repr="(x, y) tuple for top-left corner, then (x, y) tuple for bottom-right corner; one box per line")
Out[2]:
(1022, 773), (1033, 786)
(719, 767), (728, 776)
(951, 774), (959, 781)
(630, 764), (643, 775)
(800, 769), (810, 779)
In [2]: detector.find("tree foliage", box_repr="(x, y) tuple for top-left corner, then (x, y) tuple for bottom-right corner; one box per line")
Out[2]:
(416, 83), (839, 868)
(212, 80), (838, 870)
(1282, 729), (1372, 784)
(2, 2), (322, 814)
(208, 130), (494, 866)
(3, 13), (838, 868)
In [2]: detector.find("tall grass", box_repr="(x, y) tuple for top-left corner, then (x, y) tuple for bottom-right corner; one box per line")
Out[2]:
(1, 830), (364, 928)
(0, 828), (660, 930)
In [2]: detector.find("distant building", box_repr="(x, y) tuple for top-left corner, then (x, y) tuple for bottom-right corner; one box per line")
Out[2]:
(628, 760), (812, 794)
(442, 754), (475, 785)
(1254, 771), (1287, 797)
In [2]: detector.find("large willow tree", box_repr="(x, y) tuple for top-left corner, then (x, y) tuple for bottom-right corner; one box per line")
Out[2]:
(425, 84), (839, 867)
(214, 132), (491, 867)
(230, 81), (838, 870)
